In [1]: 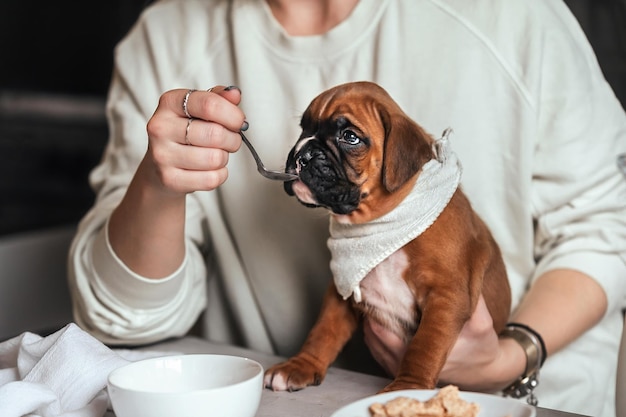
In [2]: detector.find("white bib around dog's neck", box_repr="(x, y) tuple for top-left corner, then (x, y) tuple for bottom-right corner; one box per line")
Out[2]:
(327, 129), (462, 302)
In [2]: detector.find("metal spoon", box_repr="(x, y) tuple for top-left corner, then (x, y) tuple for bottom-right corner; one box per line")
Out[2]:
(240, 130), (298, 181)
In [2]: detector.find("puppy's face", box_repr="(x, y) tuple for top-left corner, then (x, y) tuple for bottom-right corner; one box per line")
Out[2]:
(284, 82), (435, 224)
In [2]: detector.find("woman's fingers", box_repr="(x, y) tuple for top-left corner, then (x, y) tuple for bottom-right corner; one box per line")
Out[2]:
(152, 162), (230, 193)
(173, 86), (246, 131)
(438, 295), (500, 386)
(149, 86), (245, 138)
(143, 85), (247, 194)
(182, 117), (242, 151)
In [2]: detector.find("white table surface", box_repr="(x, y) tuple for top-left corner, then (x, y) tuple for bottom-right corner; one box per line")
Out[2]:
(106, 336), (589, 417)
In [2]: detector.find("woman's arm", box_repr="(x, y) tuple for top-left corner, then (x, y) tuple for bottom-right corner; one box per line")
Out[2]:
(436, 268), (607, 392)
(512, 269), (607, 356)
(68, 2), (248, 344)
(363, 268), (607, 392)
(108, 87), (245, 279)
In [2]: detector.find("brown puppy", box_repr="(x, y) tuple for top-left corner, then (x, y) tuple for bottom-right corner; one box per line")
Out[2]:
(264, 81), (511, 392)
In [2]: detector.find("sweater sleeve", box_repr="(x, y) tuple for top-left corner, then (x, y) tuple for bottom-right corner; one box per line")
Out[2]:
(530, 1), (626, 316)
(69, 212), (207, 345)
(67, 6), (212, 345)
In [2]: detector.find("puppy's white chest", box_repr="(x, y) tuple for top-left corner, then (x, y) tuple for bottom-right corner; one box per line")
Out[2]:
(358, 249), (417, 330)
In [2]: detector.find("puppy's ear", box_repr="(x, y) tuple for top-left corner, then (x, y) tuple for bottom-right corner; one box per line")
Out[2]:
(381, 112), (434, 192)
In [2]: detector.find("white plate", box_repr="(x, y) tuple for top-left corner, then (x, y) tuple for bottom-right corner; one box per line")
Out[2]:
(330, 389), (536, 417)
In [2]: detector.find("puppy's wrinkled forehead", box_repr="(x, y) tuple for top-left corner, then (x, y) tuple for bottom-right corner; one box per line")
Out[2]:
(300, 82), (399, 133)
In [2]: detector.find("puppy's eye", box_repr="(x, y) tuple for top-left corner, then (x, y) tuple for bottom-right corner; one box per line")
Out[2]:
(340, 130), (361, 145)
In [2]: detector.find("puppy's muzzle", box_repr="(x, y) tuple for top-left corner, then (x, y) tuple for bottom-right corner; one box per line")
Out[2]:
(286, 141), (361, 215)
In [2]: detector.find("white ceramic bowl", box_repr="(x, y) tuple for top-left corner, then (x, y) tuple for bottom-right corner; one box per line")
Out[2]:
(107, 354), (264, 417)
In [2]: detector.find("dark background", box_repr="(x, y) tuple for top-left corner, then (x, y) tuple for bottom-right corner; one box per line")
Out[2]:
(0, 0), (148, 234)
(0, 0), (625, 236)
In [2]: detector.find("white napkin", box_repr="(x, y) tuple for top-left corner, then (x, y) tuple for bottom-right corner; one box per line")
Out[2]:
(328, 129), (462, 302)
(0, 323), (171, 417)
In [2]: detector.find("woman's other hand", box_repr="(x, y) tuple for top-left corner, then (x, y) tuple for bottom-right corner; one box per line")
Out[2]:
(364, 295), (524, 392)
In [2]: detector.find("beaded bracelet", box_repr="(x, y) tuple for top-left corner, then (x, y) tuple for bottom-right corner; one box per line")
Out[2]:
(501, 322), (547, 406)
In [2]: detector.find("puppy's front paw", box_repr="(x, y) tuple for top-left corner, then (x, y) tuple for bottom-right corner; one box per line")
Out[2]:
(263, 356), (326, 392)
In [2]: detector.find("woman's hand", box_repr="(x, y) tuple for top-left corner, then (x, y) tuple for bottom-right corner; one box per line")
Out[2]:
(437, 296), (523, 392)
(108, 85), (247, 278)
(143, 86), (247, 195)
(363, 296), (524, 392)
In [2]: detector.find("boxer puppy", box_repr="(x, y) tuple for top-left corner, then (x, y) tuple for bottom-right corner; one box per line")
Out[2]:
(264, 81), (511, 393)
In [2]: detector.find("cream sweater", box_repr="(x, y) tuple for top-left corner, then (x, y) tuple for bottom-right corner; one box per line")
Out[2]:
(68, 0), (626, 415)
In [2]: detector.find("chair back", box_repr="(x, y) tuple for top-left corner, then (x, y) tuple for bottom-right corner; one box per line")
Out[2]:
(0, 226), (75, 340)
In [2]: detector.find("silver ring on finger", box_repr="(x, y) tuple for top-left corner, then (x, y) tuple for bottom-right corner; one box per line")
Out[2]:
(183, 89), (196, 118)
(185, 118), (194, 146)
